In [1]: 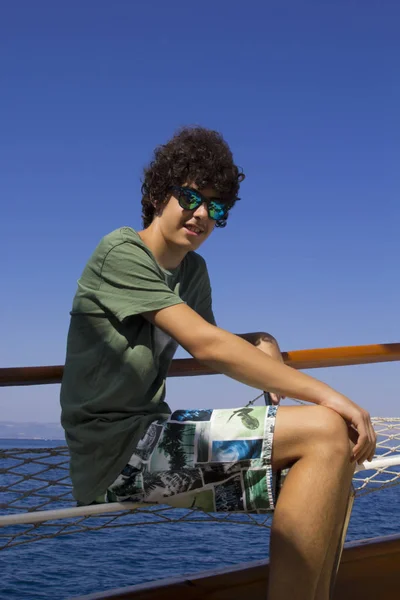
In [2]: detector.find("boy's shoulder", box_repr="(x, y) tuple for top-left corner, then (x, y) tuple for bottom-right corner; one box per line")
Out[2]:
(92, 227), (151, 261)
(101, 226), (143, 248)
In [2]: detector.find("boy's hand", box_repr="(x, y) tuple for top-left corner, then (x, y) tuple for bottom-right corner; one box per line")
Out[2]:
(268, 393), (282, 406)
(320, 394), (377, 464)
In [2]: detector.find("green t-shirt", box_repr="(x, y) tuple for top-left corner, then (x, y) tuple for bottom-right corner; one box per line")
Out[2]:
(60, 227), (215, 505)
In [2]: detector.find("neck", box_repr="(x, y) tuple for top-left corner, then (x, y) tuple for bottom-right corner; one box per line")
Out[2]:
(138, 223), (187, 270)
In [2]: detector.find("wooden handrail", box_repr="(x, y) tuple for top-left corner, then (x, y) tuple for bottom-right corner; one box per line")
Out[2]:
(0, 342), (399, 387)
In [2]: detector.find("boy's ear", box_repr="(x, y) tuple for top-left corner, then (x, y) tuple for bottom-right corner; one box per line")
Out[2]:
(150, 196), (162, 215)
(150, 191), (172, 220)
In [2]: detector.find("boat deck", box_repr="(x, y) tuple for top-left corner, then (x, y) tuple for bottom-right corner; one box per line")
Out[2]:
(72, 533), (400, 600)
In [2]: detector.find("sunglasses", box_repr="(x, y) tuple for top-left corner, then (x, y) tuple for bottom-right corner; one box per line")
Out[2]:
(171, 186), (230, 221)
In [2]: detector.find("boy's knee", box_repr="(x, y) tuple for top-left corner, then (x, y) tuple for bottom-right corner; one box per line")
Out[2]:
(253, 332), (282, 362)
(308, 406), (350, 454)
(254, 332), (278, 348)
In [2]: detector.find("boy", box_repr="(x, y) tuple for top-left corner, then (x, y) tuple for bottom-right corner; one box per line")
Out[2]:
(60, 127), (376, 599)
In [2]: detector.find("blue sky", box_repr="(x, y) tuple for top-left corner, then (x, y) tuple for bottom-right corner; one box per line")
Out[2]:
(1, 0), (399, 424)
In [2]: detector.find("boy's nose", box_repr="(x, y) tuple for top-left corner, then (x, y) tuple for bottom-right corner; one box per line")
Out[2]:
(192, 202), (209, 218)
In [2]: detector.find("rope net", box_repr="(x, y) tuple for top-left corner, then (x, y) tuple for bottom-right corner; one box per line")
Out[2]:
(1, 417), (399, 550)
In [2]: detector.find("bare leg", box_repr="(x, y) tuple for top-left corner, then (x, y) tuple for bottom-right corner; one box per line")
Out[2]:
(268, 405), (355, 600)
(314, 449), (356, 599)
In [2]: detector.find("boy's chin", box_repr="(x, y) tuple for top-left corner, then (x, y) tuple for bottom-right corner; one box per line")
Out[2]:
(178, 229), (205, 247)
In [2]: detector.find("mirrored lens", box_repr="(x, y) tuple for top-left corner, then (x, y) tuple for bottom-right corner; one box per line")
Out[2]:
(208, 200), (228, 220)
(179, 189), (202, 210)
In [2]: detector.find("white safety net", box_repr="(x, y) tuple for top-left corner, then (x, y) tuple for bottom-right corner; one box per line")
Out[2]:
(1, 417), (399, 550)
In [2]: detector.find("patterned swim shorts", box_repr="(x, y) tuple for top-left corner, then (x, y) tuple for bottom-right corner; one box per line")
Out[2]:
(99, 405), (285, 513)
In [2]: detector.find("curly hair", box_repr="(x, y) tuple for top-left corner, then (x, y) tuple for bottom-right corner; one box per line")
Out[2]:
(141, 126), (245, 228)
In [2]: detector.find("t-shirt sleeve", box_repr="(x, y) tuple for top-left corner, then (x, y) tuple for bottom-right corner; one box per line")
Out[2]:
(96, 241), (184, 321)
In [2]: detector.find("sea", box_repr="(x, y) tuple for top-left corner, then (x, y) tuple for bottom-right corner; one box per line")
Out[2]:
(1, 439), (399, 600)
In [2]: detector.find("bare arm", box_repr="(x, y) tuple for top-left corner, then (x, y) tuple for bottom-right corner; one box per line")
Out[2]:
(144, 303), (376, 463)
(146, 304), (335, 404)
(235, 332), (284, 404)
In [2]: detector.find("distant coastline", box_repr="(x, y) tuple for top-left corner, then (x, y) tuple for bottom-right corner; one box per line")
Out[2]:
(0, 421), (64, 440)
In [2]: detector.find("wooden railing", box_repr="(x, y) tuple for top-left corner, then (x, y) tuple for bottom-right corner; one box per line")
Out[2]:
(1, 341), (399, 387)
